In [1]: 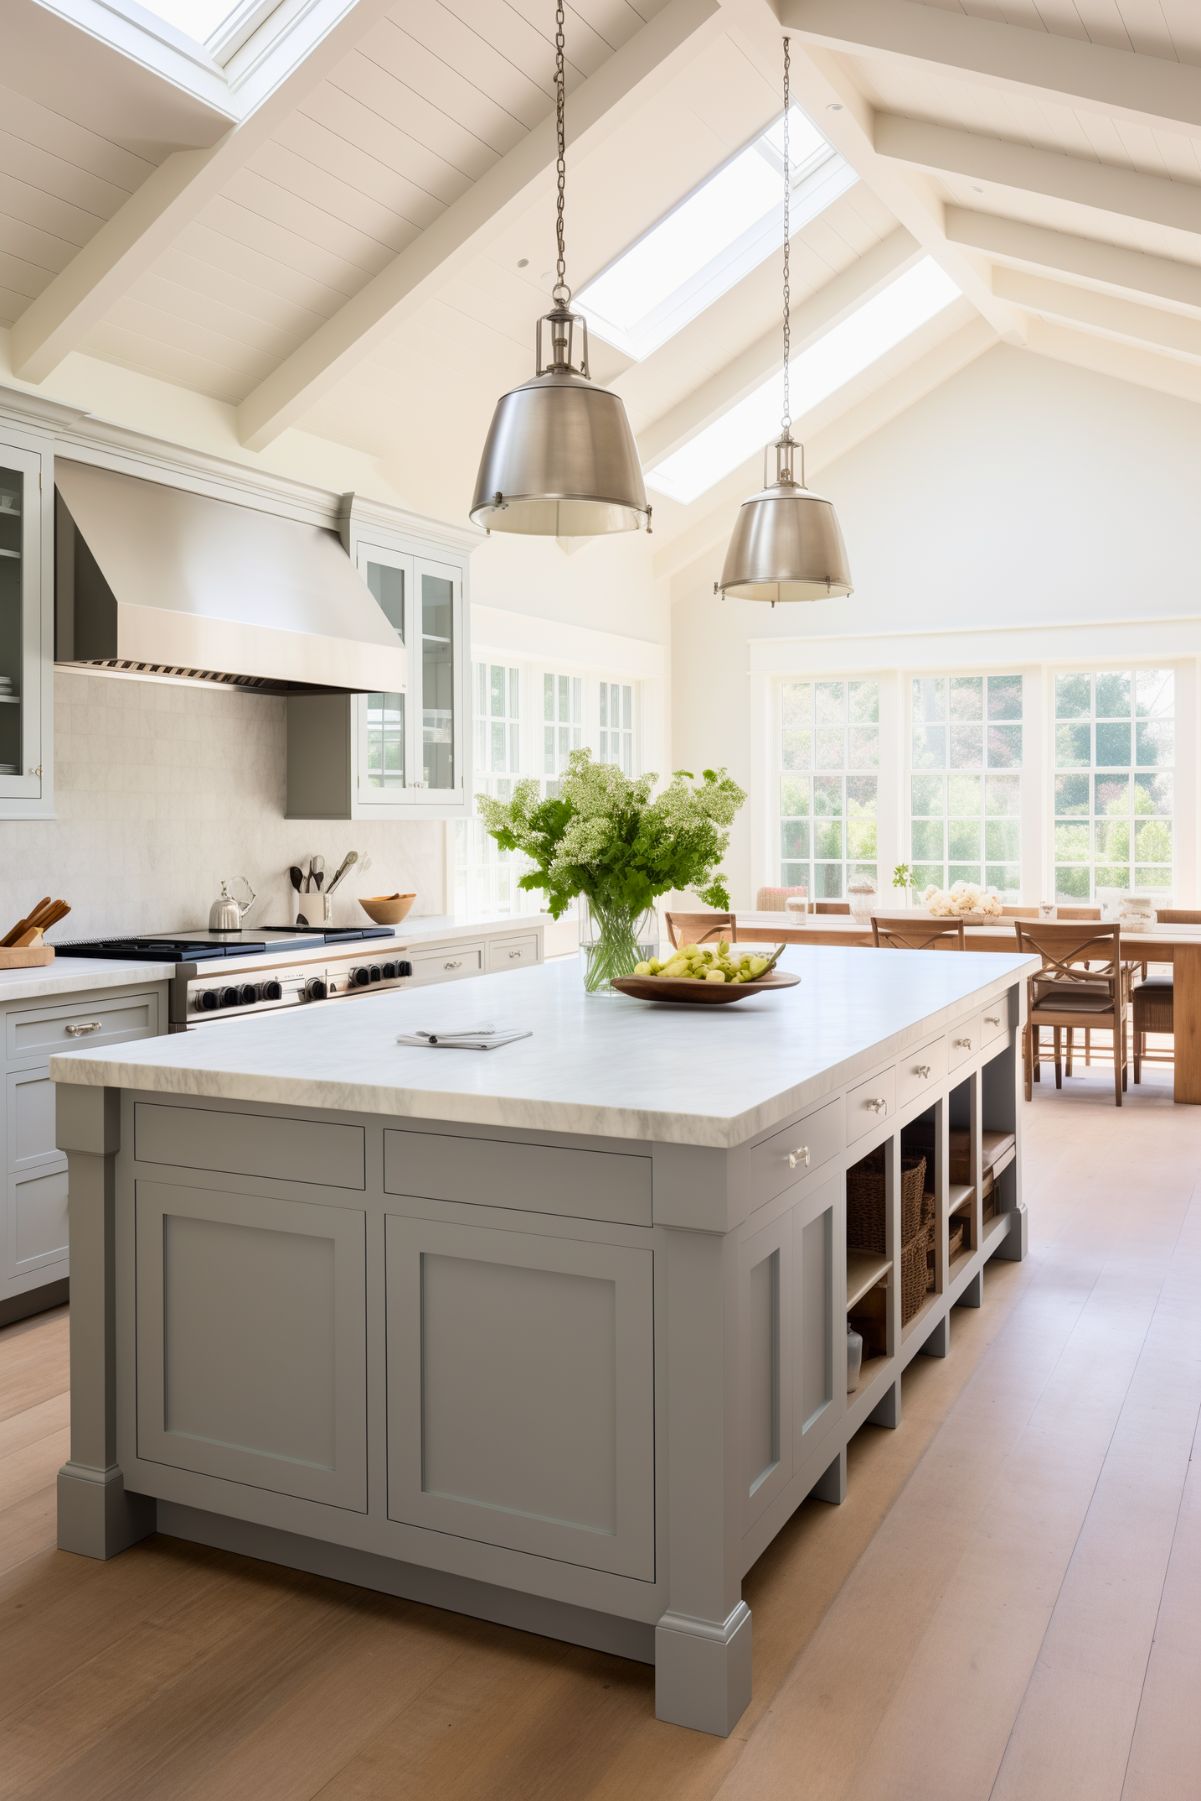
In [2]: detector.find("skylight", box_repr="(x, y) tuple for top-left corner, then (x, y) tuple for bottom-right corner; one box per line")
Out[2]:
(577, 108), (857, 362)
(125, 0), (275, 57)
(645, 258), (960, 506)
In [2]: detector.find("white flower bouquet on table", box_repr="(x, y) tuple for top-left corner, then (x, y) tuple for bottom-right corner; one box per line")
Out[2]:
(922, 881), (1004, 920)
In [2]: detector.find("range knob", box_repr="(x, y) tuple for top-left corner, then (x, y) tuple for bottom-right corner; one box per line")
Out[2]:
(369, 965), (383, 983)
(238, 983), (258, 1006)
(306, 977), (327, 1001)
(381, 961), (398, 979)
(352, 966), (373, 988)
(399, 960), (413, 978)
(197, 989), (219, 1012)
(262, 979), (282, 1001)
(219, 986), (240, 1009)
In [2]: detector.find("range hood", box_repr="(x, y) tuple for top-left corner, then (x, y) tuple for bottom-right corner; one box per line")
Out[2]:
(55, 460), (409, 694)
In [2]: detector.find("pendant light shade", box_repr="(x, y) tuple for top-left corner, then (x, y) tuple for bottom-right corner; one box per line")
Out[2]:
(469, 3), (650, 539)
(715, 38), (852, 603)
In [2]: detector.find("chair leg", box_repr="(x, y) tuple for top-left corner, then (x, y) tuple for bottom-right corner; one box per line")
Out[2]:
(1066, 1028), (1074, 1077)
(1054, 1026), (1063, 1089)
(1122, 1019), (1128, 1092)
(1134, 1027), (1142, 1085)
(1114, 1019), (1123, 1106)
(1085, 1026), (1092, 1066)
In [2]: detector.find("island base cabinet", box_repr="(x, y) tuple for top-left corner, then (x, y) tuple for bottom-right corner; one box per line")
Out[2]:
(384, 1215), (655, 1580)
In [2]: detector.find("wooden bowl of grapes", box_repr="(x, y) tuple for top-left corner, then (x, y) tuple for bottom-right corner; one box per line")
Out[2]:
(612, 945), (799, 1006)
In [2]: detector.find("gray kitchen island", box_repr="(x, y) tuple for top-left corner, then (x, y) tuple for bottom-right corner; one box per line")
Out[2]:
(50, 944), (1036, 1736)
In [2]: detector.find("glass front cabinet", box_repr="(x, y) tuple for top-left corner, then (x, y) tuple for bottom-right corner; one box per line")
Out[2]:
(0, 434), (53, 818)
(286, 508), (471, 821)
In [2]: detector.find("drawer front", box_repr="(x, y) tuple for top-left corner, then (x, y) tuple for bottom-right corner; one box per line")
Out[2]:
(405, 942), (485, 985)
(897, 1035), (948, 1111)
(384, 1128), (651, 1227)
(745, 1096), (843, 1214)
(8, 989), (160, 1064)
(486, 933), (540, 974)
(948, 1014), (984, 1070)
(6, 1068), (62, 1173)
(135, 1103), (365, 1191)
(6, 1167), (69, 1280)
(845, 1066), (896, 1145)
(981, 999), (1009, 1046)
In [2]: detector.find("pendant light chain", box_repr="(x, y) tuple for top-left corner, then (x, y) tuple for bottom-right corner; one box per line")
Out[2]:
(781, 35), (791, 438)
(553, 0), (570, 308)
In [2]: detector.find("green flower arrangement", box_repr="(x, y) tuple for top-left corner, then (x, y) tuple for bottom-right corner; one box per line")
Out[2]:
(477, 750), (747, 990)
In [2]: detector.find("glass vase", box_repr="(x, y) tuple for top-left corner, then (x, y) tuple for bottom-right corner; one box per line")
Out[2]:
(578, 898), (658, 994)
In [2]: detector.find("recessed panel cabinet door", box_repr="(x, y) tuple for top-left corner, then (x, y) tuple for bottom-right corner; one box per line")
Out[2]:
(794, 1175), (845, 1458)
(135, 1181), (367, 1511)
(385, 1216), (654, 1578)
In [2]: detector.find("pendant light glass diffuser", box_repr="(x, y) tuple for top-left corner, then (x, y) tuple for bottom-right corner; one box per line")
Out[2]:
(716, 40), (852, 603)
(470, 2), (650, 537)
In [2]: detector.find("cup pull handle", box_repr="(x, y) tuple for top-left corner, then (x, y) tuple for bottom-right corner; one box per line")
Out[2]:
(787, 1146), (811, 1170)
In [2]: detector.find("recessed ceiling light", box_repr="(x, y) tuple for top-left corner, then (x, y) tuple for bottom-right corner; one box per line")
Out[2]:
(517, 257), (529, 269)
(827, 103), (843, 112)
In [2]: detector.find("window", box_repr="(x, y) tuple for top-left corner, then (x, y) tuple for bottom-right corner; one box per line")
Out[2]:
(908, 674), (1023, 898)
(1052, 669), (1174, 901)
(125, 0), (273, 51)
(577, 109), (855, 361)
(646, 258), (959, 504)
(598, 682), (635, 774)
(778, 679), (879, 900)
(454, 662), (537, 917)
(543, 673), (584, 794)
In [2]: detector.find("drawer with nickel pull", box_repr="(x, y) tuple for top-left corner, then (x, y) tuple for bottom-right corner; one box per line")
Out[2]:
(845, 1066), (897, 1146)
(485, 934), (540, 974)
(896, 1034), (948, 1110)
(948, 1014), (983, 1072)
(742, 1095), (843, 1215)
(981, 1000), (1009, 1048)
(403, 942), (486, 987)
(7, 989), (162, 1065)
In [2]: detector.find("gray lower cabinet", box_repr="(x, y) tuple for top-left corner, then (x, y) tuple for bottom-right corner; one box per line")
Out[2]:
(134, 1179), (367, 1511)
(384, 1214), (655, 1579)
(2, 982), (165, 1314)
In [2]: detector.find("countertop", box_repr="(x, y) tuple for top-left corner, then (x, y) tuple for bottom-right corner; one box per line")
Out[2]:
(51, 945), (1037, 1150)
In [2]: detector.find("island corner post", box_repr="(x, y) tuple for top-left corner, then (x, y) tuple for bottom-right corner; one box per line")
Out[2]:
(50, 949), (1032, 1736)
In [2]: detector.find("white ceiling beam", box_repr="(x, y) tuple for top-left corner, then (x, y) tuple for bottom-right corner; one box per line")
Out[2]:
(992, 266), (1201, 363)
(235, 0), (725, 450)
(780, 0), (1201, 142)
(1025, 317), (1201, 408)
(946, 210), (1201, 318)
(876, 115), (1201, 246)
(727, 15), (1023, 344)
(9, 0), (397, 385)
(637, 227), (919, 468)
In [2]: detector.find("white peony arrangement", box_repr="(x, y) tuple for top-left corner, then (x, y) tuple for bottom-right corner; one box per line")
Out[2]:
(923, 881), (1003, 919)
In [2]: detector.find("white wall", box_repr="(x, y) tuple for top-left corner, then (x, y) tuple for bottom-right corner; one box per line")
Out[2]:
(670, 345), (1201, 904)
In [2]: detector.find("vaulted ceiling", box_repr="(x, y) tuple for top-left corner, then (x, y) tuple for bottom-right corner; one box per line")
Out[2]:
(2, 0), (1200, 573)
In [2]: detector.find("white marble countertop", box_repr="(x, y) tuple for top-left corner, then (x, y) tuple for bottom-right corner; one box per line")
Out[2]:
(0, 956), (178, 1005)
(51, 944), (1036, 1150)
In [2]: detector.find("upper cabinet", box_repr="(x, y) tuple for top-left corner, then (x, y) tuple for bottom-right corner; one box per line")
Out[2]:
(0, 431), (53, 819)
(286, 505), (472, 821)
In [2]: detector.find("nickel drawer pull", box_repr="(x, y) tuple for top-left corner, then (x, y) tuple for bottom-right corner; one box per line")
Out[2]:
(914, 1063), (932, 1079)
(507, 949), (522, 960)
(786, 1145), (811, 1170)
(985, 1014), (1001, 1026)
(444, 959), (463, 971)
(864, 1096), (888, 1114)
(954, 1036), (973, 1050)
(65, 1020), (102, 1037)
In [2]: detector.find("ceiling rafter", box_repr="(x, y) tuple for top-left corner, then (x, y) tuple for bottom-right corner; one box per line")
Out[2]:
(235, 0), (725, 451)
(991, 267), (1201, 364)
(945, 211), (1201, 319)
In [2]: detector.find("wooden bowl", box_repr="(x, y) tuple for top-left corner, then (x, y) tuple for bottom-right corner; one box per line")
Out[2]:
(612, 969), (800, 1006)
(359, 893), (416, 927)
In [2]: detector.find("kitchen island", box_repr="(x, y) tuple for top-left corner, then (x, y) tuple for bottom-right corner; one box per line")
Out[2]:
(50, 944), (1035, 1736)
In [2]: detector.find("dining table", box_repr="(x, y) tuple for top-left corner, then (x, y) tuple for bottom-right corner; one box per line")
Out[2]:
(734, 911), (1201, 1105)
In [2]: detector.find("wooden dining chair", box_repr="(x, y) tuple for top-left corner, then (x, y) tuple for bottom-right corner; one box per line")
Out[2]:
(1014, 921), (1128, 1106)
(813, 901), (851, 914)
(871, 915), (966, 950)
(1131, 909), (1201, 1081)
(664, 911), (736, 949)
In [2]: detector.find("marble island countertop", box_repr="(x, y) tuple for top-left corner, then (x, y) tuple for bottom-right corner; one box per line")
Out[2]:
(51, 945), (1037, 1150)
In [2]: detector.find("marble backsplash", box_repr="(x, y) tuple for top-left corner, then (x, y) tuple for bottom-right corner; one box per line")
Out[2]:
(0, 670), (447, 940)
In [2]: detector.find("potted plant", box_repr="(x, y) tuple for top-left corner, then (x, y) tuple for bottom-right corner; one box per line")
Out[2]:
(891, 863), (915, 908)
(477, 751), (746, 993)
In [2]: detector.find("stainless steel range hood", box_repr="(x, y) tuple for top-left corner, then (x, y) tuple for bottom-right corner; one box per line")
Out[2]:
(55, 460), (408, 694)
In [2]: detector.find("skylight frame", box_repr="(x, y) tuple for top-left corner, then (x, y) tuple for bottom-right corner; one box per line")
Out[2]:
(106, 0), (284, 66)
(577, 107), (857, 364)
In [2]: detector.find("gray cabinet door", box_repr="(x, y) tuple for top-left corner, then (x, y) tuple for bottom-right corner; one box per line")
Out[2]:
(385, 1215), (654, 1578)
(739, 1207), (795, 1530)
(135, 1180), (367, 1511)
(794, 1174), (845, 1458)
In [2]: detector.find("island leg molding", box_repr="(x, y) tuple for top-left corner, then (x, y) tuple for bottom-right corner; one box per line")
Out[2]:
(655, 1604), (752, 1736)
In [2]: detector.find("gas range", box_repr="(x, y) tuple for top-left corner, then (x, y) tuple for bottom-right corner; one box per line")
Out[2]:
(56, 925), (412, 1028)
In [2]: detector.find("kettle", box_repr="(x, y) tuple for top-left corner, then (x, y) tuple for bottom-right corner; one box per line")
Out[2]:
(209, 877), (257, 931)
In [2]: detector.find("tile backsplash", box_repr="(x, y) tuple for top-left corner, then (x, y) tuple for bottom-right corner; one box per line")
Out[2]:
(0, 671), (446, 939)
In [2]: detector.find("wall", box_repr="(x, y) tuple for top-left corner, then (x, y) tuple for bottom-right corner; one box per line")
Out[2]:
(670, 345), (1201, 904)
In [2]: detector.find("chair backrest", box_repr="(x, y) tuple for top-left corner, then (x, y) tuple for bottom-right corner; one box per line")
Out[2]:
(1001, 905), (1038, 918)
(1014, 919), (1121, 981)
(871, 914), (966, 950)
(665, 911), (736, 949)
(755, 885), (807, 911)
(1054, 905), (1102, 920)
(1155, 908), (1201, 924)
(813, 900), (851, 914)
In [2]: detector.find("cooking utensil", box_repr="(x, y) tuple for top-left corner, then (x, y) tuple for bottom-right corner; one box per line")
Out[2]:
(612, 968), (800, 1007)
(311, 855), (325, 890)
(2, 896), (51, 947)
(289, 865), (304, 893)
(326, 851), (358, 894)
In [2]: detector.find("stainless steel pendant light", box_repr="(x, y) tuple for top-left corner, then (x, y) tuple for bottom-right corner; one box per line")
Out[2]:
(716, 39), (852, 603)
(470, 0), (650, 537)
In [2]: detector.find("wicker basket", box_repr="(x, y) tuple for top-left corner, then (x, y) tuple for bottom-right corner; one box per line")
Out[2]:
(846, 1150), (927, 1252)
(948, 1217), (966, 1261)
(901, 1221), (934, 1324)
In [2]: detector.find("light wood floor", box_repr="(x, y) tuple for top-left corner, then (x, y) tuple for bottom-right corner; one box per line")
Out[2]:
(2, 1065), (1198, 1801)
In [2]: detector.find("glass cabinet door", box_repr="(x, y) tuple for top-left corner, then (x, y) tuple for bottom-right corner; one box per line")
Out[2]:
(358, 548), (411, 798)
(415, 557), (462, 800)
(0, 448), (43, 801)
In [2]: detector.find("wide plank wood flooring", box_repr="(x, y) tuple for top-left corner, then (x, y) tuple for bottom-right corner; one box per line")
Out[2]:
(1, 1064), (1198, 1800)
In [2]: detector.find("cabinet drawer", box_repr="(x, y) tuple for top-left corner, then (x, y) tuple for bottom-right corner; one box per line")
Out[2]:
(384, 1128), (651, 1227)
(135, 1103), (365, 1190)
(845, 1066), (896, 1145)
(981, 999), (1009, 1047)
(897, 1035), (947, 1111)
(486, 934), (540, 974)
(8, 989), (160, 1063)
(948, 1015), (983, 1071)
(6, 1167), (69, 1280)
(405, 942), (485, 985)
(744, 1097), (843, 1214)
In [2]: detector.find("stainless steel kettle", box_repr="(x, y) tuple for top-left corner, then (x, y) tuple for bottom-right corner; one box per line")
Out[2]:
(209, 877), (256, 931)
